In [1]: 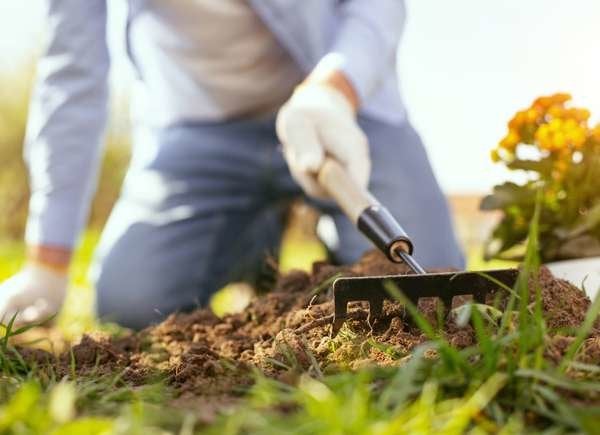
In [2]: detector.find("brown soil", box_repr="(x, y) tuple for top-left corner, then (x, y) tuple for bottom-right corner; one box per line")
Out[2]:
(16, 251), (600, 420)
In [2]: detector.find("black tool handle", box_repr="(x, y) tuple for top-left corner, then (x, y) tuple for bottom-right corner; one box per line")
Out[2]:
(317, 158), (425, 273)
(358, 205), (413, 261)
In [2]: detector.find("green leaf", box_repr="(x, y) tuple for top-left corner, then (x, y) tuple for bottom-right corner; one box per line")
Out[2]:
(51, 418), (114, 435)
(0, 382), (41, 430)
(49, 382), (76, 424)
(507, 158), (553, 175)
(480, 182), (536, 211)
(483, 216), (529, 260)
(571, 407), (600, 435)
(516, 368), (600, 393)
(560, 200), (600, 239)
(441, 373), (508, 433)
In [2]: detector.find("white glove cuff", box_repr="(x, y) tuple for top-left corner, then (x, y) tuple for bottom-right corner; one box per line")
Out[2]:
(23, 264), (69, 290)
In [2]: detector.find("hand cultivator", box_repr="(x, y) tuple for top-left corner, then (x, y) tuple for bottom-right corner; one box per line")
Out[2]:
(317, 159), (518, 335)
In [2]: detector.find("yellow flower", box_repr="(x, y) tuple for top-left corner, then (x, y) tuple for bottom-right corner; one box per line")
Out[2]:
(547, 104), (565, 119)
(495, 94), (594, 173)
(534, 118), (584, 153)
(567, 127), (587, 149)
(553, 131), (567, 150)
(526, 108), (540, 123)
(565, 108), (590, 122)
(499, 129), (520, 151)
(535, 124), (551, 149)
(548, 118), (563, 132)
(563, 118), (578, 130)
(560, 118), (585, 146)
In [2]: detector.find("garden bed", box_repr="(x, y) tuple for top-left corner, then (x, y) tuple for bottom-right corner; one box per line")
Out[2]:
(16, 250), (599, 423)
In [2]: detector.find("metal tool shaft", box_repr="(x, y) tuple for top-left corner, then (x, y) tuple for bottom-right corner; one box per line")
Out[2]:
(397, 250), (427, 275)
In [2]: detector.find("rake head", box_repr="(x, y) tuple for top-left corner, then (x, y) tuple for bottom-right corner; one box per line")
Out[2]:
(331, 268), (519, 336)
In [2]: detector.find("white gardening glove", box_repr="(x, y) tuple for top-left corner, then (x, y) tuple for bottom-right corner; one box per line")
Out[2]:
(0, 264), (68, 325)
(276, 84), (371, 199)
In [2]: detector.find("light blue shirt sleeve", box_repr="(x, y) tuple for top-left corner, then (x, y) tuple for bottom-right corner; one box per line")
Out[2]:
(24, 0), (110, 248)
(328, 0), (406, 103)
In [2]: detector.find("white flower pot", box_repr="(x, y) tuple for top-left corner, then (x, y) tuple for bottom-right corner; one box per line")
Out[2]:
(546, 256), (600, 300)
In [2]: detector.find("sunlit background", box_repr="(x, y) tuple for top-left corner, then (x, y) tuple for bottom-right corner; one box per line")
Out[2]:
(2, 0), (599, 193)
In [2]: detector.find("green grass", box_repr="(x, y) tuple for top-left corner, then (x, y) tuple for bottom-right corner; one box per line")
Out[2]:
(1, 211), (600, 433)
(0, 372), (190, 434)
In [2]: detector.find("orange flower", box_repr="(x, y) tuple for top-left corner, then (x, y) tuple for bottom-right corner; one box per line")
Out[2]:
(533, 92), (571, 111)
(508, 110), (528, 130)
(551, 93), (572, 105)
(533, 96), (552, 110)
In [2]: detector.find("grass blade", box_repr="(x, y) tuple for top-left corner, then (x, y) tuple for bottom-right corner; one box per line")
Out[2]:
(559, 289), (600, 372)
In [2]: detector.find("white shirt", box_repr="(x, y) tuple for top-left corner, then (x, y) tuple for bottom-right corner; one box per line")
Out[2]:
(25, 0), (407, 248)
(129, 0), (304, 126)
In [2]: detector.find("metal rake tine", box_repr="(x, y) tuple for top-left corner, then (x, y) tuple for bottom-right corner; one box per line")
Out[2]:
(365, 294), (385, 331)
(331, 317), (345, 337)
(440, 295), (453, 312)
(367, 295), (384, 319)
(472, 288), (488, 304)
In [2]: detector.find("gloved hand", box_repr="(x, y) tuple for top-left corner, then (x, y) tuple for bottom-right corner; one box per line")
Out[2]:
(276, 83), (371, 199)
(0, 264), (68, 325)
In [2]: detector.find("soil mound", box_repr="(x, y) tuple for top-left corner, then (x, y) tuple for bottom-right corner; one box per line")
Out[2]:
(17, 251), (599, 400)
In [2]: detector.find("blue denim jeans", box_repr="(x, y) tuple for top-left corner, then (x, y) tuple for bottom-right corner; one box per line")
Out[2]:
(90, 116), (464, 328)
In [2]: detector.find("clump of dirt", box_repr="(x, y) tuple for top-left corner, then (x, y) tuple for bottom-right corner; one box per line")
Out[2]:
(15, 250), (600, 403)
(534, 267), (590, 330)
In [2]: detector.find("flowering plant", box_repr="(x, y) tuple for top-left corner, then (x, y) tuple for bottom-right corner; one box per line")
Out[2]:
(482, 93), (600, 262)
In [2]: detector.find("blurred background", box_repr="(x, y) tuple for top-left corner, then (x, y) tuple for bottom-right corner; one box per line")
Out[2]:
(1, 0), (599, 332)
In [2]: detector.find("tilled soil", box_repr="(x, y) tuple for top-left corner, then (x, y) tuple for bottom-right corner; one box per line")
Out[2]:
(17, 251), (600, 414)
